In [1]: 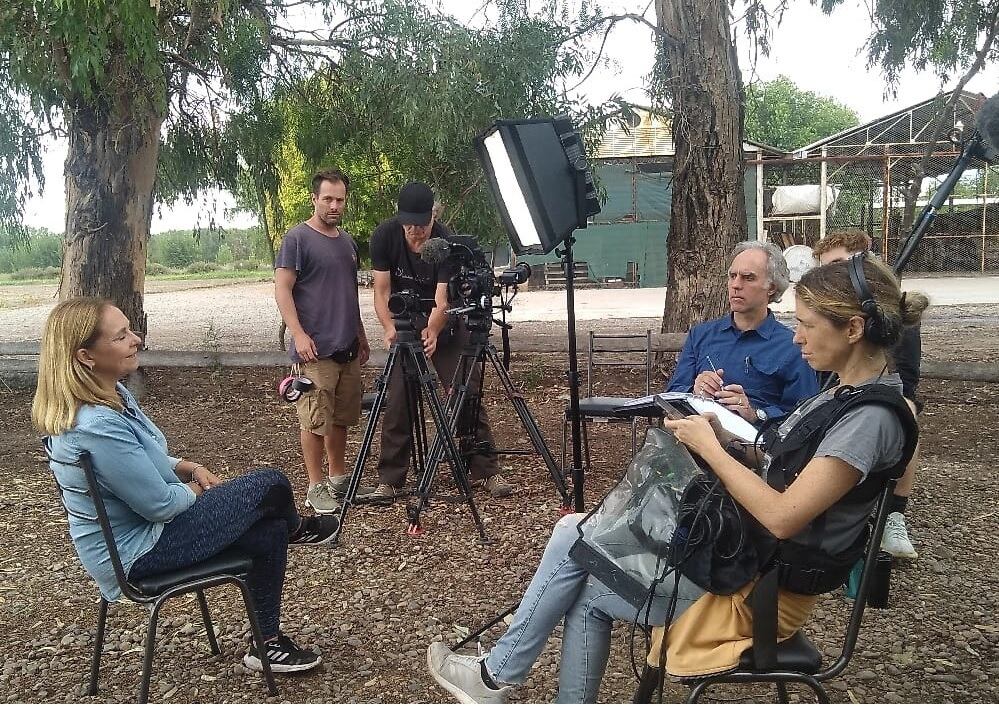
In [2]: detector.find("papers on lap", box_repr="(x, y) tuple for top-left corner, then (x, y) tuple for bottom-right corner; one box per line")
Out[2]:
(614, 392), (760, 442)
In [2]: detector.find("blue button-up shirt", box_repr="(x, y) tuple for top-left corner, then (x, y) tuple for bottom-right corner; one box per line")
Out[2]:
(667, 311), (818, 421)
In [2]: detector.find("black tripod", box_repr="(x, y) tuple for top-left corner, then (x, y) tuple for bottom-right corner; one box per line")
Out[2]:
(332, 312), (488, 542)
(407, 307), (572, 532)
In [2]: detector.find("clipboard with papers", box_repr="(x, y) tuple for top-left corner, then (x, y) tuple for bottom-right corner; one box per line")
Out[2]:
(613, 392), (760, 442)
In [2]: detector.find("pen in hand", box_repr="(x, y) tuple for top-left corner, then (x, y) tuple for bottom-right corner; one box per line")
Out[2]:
(697, 356), (725, 398)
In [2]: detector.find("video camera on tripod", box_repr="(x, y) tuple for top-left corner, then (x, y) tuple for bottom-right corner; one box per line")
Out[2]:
(419, 235), (530, 322)
(387, 289), (426, 319)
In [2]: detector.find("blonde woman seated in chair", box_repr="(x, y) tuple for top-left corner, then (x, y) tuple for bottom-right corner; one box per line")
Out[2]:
(35, 298), (339, 674)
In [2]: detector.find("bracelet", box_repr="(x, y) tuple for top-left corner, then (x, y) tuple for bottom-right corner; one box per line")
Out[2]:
(190, 465), (206, 483)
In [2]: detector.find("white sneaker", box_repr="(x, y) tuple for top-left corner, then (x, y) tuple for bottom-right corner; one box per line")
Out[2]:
(881, 512), (917, 559)
(427, 642), (512, 704)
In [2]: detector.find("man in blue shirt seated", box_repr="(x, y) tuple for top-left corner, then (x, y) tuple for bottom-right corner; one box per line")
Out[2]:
(667, 240), (818, 425)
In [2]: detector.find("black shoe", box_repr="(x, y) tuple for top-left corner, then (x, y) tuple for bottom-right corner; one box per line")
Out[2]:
(289, 514), (339, 547)
(243, 633), (322, 673)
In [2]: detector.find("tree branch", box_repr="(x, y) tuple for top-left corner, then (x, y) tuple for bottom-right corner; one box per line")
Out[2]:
(563, 12), (678, 49)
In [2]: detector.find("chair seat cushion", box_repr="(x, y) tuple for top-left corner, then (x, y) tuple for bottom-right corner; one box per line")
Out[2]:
(738, 631), (823, 674)
(574, 396), (644, 418)
(131, 548), (253, 596)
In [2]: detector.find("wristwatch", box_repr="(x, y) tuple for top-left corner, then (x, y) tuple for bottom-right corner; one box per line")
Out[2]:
(755, 408), (768, 424)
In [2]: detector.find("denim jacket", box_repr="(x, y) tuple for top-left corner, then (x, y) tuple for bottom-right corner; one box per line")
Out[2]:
(47, 383), (196, 600)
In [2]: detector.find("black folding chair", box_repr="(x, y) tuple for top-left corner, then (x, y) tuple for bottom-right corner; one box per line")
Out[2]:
(562, 330), (654, 470)
(47, 447), (278, 703)
(634, 480), (898, 704)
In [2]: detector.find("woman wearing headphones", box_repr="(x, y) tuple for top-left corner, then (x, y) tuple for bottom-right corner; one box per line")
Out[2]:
(34, 297), (337, 674)
(427, 255), (926, 703)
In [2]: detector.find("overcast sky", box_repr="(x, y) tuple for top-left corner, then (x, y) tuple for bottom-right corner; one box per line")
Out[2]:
(22, 0), (999, 233)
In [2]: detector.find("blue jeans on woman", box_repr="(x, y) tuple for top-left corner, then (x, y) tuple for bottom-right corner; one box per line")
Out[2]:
(128, 468), (299, 638)
(483, 513), (705, 703)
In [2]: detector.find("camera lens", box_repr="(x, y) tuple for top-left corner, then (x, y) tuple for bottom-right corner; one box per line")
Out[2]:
(388, 290), (421, 316)
(498, 263), (531, 286)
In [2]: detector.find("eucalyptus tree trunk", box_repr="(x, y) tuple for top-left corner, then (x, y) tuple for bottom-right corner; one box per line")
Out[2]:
(656, 0), (747, 334)
(60, 97), (163, 337)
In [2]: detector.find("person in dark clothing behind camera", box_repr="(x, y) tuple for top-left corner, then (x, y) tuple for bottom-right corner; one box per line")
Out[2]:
(368, 182), (513, 504)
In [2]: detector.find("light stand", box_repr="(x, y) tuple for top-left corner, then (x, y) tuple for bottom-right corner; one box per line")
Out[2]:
(559, 156), (596, 511)
(474, 117), (600, 512)
(560, 234), (585, 510)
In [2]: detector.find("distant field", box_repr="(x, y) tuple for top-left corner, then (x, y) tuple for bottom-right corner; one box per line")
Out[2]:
(0, 272), (273, 310)
(0, 269), (270, 286)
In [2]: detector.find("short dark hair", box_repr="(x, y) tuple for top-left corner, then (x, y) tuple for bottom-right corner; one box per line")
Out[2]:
(311, 168), (350, 195)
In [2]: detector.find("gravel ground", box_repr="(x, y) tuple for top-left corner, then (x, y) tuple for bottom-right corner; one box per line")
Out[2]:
(2, 358), (998, 703)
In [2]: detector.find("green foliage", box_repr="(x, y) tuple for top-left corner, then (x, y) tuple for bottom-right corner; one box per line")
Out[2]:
(0, 228), (62, 273)
(744, 76), (859, 151)
(146, 227), (270, 268)
(8, 265), (60, 280)
(230, 0), (615, 254)
(2, 0), (622, 283)
(817, 0), (999, 86)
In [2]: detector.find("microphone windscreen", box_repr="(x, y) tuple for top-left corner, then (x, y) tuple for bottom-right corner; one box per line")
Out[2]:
(421, 237), (451, 265)
(976, 93), (999, 155)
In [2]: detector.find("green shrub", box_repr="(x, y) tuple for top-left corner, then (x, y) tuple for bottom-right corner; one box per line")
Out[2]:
(146, 262), (172, 275)
(184, 261), (221, 274)
(230, 259), (264, 271)
(10, 266), (60, 280)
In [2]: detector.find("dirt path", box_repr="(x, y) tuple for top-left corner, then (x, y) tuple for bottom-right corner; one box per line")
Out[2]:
(3, 279), (999, 362)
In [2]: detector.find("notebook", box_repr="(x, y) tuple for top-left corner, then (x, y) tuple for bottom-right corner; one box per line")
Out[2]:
(615, 392), (760, 442)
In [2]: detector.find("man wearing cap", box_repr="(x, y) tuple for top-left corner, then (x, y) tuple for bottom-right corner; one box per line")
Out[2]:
(368, 181), (514, 503)
(274, 168), (378, 514)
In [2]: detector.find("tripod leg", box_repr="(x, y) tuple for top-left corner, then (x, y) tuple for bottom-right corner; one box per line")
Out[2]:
(407, 344), (475, 534)
(485, 346), (571, 507)
(420, 349), (476, 486)
(335, 346), (401, 539)
(404, 344), (489, 541)
(413, 344), (483, 511)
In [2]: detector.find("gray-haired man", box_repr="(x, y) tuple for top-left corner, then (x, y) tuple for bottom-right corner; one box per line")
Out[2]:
(666, 240), (818, 424)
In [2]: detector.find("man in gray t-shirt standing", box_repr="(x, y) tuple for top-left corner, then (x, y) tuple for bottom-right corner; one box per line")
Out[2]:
(275, 168), (376, 513)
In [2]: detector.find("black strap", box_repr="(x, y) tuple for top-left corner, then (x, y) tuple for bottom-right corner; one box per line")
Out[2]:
(748, 565), (779, 670)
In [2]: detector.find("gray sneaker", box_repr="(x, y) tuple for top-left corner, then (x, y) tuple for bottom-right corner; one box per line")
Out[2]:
(305, 482), (340, 515)
(427, 642), (512, 704)
(368, 483), (399, 505)
(482, 474), (514, 498)
(326, 474), (378, 501)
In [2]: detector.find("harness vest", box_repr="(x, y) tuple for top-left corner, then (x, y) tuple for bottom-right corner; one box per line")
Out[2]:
(757, 383), (919, 594)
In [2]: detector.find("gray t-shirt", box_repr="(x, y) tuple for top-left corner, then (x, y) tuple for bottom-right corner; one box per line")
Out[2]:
(764, 373), (907, 554)
(275, 223), (360, 363)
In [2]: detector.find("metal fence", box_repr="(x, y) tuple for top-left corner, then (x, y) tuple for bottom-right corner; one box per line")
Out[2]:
(759, 147), (999, 273)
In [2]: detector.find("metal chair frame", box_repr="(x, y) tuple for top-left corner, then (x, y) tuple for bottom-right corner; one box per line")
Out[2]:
(562, 330), (654, 470)
(634, 480), (898, 704)
(49, 449), (278, 703)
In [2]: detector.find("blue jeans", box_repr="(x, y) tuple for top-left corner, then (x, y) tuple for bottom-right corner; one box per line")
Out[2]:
(128, 468), (299, 637)
(484, 514), (704, 703)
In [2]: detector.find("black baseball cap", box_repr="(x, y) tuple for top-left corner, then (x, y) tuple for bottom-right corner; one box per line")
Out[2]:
(397, 181), (434, 226)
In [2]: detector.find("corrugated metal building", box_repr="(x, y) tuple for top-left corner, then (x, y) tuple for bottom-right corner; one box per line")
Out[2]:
(520, 109), (780, 287)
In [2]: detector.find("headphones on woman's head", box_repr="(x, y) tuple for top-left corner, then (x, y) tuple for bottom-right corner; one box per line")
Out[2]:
(846, 252), (897, 345)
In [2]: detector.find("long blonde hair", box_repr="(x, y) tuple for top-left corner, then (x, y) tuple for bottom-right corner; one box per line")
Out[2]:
(31, 297), (124, 435)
